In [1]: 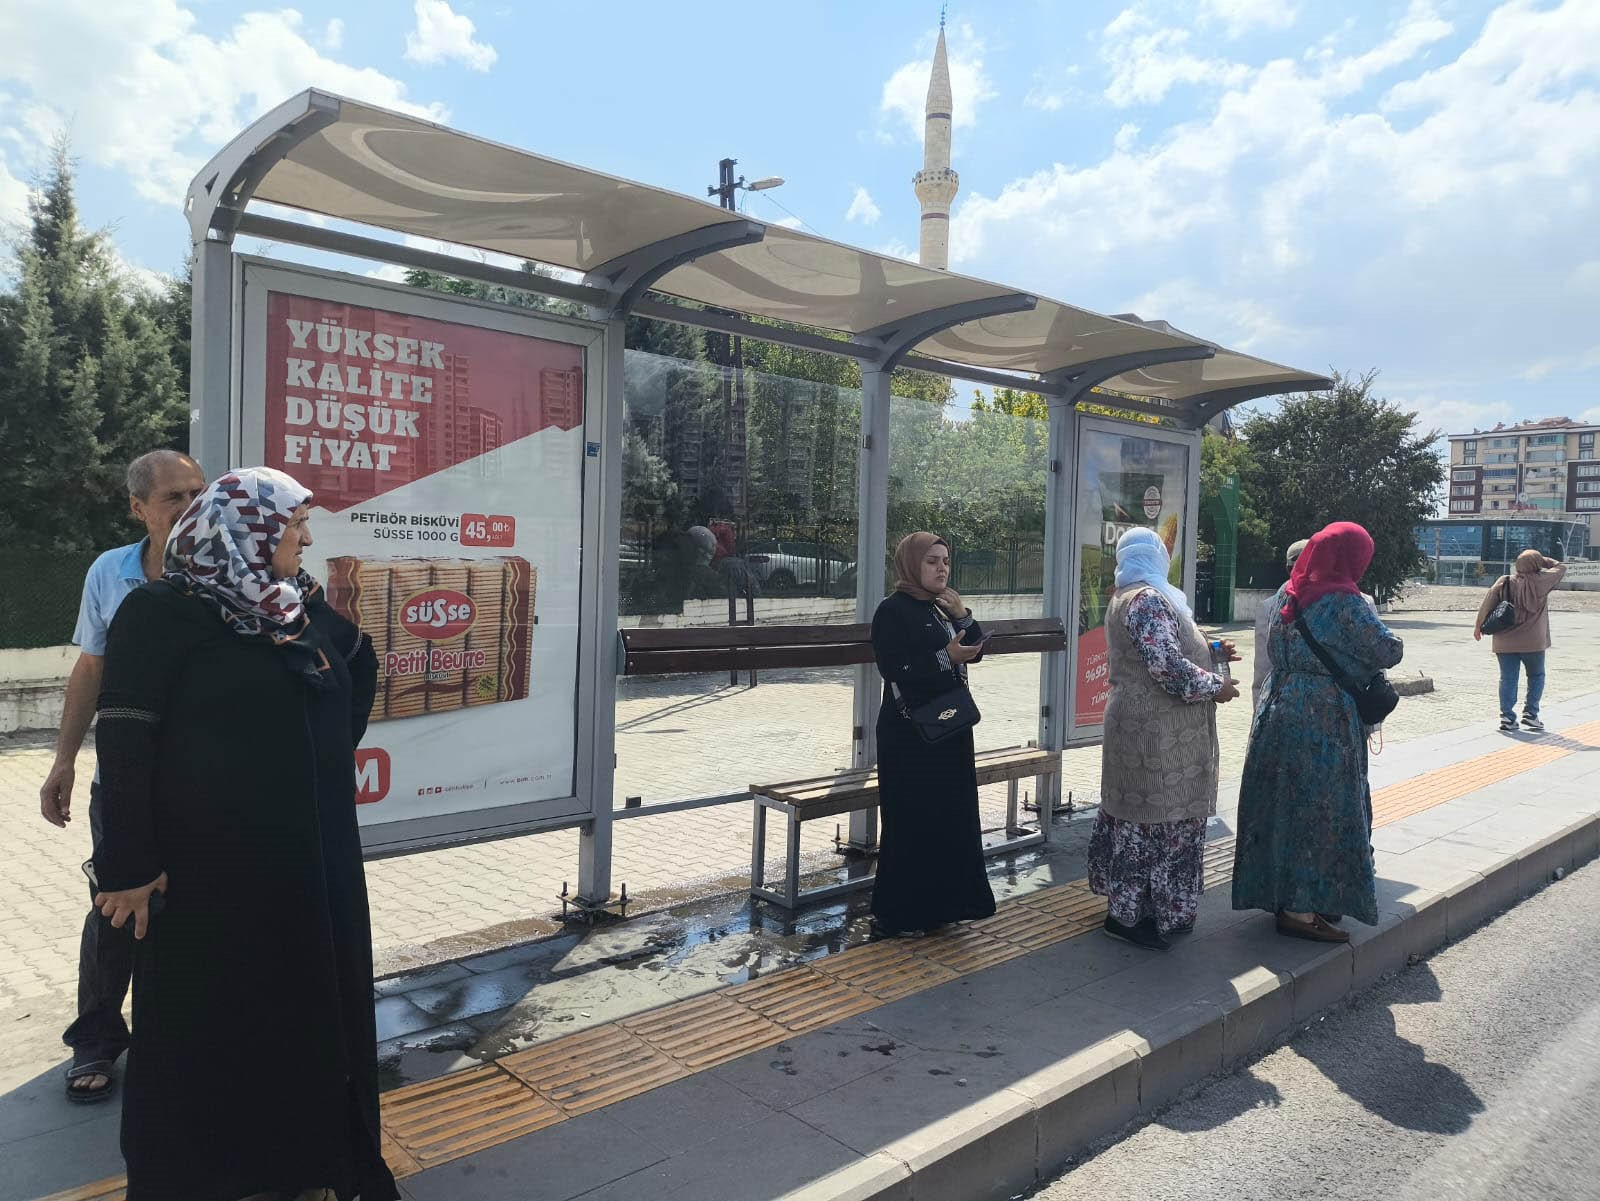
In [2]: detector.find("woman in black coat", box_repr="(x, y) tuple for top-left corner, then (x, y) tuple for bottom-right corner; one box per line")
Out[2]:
(869, 531), (996, 934)
(91, 468), (396, 1201)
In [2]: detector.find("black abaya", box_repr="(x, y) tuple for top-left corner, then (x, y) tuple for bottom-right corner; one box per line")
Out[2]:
(94, 581), (396, 1201)
(869, 592), (996, 932)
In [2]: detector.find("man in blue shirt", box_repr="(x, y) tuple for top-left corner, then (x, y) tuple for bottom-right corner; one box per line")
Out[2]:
(41, 449), (205, 1102)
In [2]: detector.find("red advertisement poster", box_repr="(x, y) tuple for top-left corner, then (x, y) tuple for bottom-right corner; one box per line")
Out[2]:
(263, 294), (584, 511)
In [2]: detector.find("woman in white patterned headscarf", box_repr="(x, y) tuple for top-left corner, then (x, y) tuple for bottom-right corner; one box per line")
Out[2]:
(1089, 527), (1240, 951)
(89, 467), (398, 1201)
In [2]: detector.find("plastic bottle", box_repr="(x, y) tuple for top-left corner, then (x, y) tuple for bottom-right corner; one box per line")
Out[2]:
(1210, 640), (1232, 681)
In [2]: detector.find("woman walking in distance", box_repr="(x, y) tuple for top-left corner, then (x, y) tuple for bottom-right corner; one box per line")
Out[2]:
(869, 532), (995, 935)
(1475, 549), (1567, 732)
(90, 468), (396, 1201)
(1233, 522), (1404, 942)
(1091, 527), (1239, 951)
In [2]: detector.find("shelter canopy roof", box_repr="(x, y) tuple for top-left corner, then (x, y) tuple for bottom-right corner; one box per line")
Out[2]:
(197, 92), (1330, 415)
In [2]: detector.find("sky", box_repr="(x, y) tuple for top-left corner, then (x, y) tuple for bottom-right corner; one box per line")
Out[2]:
(0, 0), (1596, 438)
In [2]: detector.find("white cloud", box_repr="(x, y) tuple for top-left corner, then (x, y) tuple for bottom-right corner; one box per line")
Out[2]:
(1024, 64), (1080, 113)
(772, 215), (806, 231)
(845, 186), (881, 225)
(323, 18), (345, 51)
(1100, 14), (1251, 107)
(874, 237), (917, 262)
(1389, 393), (1514, 437)
(949, 0), (1600, 421)
(0, 1), (448, 209)
(1199, 0), (1300, 39)
(0, 144), (28, 227)
(879, 23), (996, 142)
(403, 0), (497, 72)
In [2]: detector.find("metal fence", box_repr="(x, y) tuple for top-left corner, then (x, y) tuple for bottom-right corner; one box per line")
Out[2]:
(1, 548), (96, 649)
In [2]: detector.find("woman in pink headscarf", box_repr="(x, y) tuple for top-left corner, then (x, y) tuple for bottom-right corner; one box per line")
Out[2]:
(1232, 522), (1404, 943)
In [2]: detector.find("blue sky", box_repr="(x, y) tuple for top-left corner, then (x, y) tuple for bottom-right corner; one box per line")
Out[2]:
(1, 0), (1596, 436)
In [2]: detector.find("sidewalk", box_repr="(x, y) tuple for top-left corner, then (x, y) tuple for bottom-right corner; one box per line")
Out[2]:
(12, 692), (1600, 1201)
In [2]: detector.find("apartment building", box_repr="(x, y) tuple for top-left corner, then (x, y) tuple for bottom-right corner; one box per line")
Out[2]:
(1446, 418), (1600, 537)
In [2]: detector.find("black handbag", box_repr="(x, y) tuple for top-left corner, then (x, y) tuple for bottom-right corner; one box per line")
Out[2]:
(1294, 615), (1399, 725)
(894, 679), (981, 744)
(1479, 577), (1518, 636)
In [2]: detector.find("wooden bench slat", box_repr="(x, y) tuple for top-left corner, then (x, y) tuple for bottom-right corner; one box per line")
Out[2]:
(626, 644), (876, 675)
(621, 623), (873, 651)
(754, 747), (1060, 812)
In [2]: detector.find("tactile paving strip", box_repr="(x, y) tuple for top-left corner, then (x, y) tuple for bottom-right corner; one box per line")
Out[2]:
(725, 966), (883, 1033)
(381, 1064), (564, 1169)
(809, 939), (961, 1001)
(910, 924), (1033, 973)
(620, 992), (789, 1071)
(500, 1024), (687, 1116)
(41, 719), (1600, 1201)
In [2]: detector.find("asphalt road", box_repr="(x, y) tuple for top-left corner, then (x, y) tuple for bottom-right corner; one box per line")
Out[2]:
(1032, 859), (1600, 1201)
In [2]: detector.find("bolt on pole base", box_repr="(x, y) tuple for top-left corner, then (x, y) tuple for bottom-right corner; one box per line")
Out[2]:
(557, 880), (630, 925)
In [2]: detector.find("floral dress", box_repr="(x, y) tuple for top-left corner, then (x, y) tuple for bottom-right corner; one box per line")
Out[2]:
(1088, 590), (1223, 935)
(1232, 592), (1404, 925)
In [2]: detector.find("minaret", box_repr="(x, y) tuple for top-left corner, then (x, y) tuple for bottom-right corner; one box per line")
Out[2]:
(913, 14), (958, 270)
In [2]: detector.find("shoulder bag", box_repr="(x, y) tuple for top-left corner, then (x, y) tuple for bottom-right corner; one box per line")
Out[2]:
(1294, 615), (1399, 725)
(1479, 576), (1518, 636)
(891, 602), (982, 744)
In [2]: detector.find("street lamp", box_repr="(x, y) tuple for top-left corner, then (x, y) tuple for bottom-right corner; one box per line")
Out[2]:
(707, 158), (784, 212)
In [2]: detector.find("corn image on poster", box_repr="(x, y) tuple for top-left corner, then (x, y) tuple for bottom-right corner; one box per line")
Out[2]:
(252, 284), (588, 823)
(1073, 428), (1191, 728)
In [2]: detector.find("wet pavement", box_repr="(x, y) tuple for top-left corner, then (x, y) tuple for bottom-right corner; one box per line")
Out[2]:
(370, 812), (1105, 1091)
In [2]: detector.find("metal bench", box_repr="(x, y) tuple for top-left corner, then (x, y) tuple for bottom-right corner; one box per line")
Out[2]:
(617, 617), (1069, 908)
(749, 743), (1062, 908)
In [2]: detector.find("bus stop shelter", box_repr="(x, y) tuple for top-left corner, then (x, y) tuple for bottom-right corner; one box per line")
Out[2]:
(185, 90), (1331, 909)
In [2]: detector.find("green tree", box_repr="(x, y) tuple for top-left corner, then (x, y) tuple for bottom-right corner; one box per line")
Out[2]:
(1238, 370), (1444, 602)
(1198, 427), (1271, 567)
(0, 138), (186, 552)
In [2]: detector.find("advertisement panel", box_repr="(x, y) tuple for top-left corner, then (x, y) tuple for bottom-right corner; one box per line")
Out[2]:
(238, 263), (603, 838)
(1070, 420), (1195, 734)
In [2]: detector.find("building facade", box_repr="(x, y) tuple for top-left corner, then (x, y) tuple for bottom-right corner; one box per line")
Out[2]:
(1446, 418), (1600, 539)
(1414, 516), (1590, 585)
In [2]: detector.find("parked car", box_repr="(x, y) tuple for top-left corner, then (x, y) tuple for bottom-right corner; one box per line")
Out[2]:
(744, 541), (854, 593)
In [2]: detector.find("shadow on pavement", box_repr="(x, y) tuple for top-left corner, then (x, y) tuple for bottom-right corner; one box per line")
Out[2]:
(1292, 963), (1484, 1135)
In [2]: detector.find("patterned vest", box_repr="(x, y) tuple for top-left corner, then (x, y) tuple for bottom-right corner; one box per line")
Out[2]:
(1099, 585), (1220, 824)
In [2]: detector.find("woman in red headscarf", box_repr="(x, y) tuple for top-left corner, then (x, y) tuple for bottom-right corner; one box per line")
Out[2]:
(1232, 522), (1404, 942)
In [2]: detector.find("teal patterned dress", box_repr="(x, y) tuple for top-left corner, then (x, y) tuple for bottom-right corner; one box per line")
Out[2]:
(1232, 592), (1404, 925)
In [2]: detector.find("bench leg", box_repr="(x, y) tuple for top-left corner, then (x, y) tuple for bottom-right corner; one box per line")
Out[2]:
(785, 813), (802, 909)
(1006, 777), (1020, 836)
(751, 802), (767, 893)
(1038, 772), (1055, 842)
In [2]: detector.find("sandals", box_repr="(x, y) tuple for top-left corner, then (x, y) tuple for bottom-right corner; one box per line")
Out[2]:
(65, 1060), (117, 1104)
(1276, 912), (1350, 943)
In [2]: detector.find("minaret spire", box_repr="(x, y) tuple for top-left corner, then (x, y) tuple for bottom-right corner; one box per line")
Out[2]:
(913, 17), (958, 270)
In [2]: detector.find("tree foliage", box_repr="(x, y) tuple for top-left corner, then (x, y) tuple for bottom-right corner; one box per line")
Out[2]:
(1237, 370), (1444, 602)
(0, 139), (187, 552)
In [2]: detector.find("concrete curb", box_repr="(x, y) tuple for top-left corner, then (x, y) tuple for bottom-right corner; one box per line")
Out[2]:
(789, 812), (1600, 1201)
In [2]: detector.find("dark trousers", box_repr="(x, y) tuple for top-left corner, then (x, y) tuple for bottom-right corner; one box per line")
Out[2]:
(61, 783), (133, 1065)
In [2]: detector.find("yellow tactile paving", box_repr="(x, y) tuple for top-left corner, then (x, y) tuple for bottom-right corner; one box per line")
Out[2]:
(500, 1024), (687, 1116)
(381, 1063), (565, 1169)
(620, 991), (790, 1072)
(809, 939), (961, 1000)
(39, 718), (1600, 1201)
(725, 966), (883, 1034)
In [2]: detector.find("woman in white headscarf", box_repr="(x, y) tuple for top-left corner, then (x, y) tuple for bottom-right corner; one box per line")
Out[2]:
(1089, 527), (1239, 950)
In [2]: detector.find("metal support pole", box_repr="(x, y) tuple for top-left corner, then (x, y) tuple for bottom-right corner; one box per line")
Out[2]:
(189, 236), (236, 475)
(577, 315), (627, 907)
(847, 365), (893, 851)
(1037, 394), (1076, 799)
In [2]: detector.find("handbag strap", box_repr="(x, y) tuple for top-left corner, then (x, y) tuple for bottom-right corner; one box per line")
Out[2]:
(1293, 614), (1364, 695)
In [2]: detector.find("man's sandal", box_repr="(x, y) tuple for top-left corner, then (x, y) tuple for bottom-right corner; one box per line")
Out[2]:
(65, 1060), (116, 1104)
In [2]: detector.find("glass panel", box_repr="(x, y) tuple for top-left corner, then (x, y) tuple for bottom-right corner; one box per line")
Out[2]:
(613, 345), (861, 806)
(1071, 424), (1192, 734)
(886, 388), (1049, 756)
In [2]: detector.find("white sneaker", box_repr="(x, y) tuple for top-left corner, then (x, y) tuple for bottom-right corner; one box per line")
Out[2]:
(1499, 717), (1517, 731)
(1521, 716), (1545, 732)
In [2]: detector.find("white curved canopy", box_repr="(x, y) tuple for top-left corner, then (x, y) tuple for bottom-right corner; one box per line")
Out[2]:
(189, 91), (1330, 416)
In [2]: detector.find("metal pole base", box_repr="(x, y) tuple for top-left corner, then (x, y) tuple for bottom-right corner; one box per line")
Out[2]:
(558, 880), (630, 924)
